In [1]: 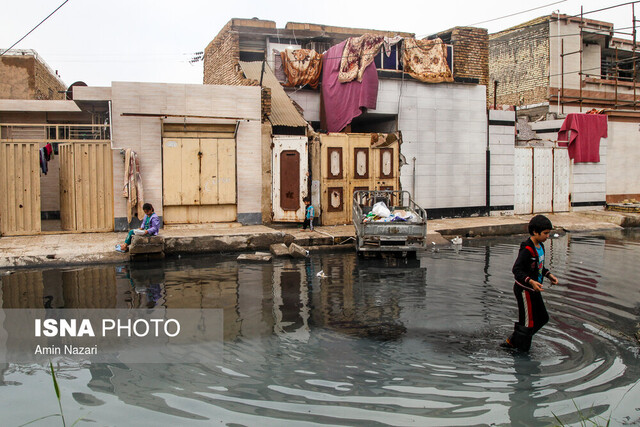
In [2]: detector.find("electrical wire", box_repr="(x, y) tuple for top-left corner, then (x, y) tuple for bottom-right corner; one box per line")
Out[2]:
(0, 0), (70, 56)
(467, 0), (568, 27)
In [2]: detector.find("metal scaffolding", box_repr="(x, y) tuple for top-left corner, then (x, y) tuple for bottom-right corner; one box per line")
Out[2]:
(556, 1), (639, 113)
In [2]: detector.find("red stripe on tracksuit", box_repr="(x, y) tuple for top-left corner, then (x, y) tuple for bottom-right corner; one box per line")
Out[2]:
(524, 290), (534, 328)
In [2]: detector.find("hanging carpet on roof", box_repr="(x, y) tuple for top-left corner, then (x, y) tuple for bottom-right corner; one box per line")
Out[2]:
(280, 49), (323, 88)
(402, 38), (453, 83)
(338, 34), (386, 83)
(322, 40), (379, 132)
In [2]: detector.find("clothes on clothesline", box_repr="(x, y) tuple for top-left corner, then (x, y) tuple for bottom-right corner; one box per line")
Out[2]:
(322, 40), (379, 132)
(401, 38), (453, 83)
(123, 148), (145, 222)
(39, 143), (53, 175)
(280, 48), (323, 88)
(338, 34), (386, 83)
(39, 148), (48, 175)
(557, 113), (608, 163)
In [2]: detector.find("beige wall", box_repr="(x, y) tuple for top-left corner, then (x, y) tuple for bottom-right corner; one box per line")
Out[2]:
(108, 82), (261, 223)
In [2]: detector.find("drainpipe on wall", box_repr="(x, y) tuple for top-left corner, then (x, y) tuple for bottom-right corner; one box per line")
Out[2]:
(108, 100), (114, 149)
(493, 81), (498, 110)
(486, 109), (490, 215)
(412, 157), (416, 198)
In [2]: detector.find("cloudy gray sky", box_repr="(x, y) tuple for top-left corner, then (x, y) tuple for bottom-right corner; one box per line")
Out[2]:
(1, 0), (635, 88)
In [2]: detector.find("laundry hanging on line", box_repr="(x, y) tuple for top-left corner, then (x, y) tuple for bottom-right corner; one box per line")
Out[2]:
(401, 37), (454, 83)
(123, 148), (145, 223)
(557, 113), (608, 163)
(280, 48), (323, 88)
(39, 142), (53, 175)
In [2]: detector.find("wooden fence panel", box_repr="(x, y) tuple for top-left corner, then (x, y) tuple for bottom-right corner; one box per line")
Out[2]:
(62, 142), (113, 232)
(0, 142), (40, 235)
(217, 138), (236, 204)
(59, 143), (76, 230)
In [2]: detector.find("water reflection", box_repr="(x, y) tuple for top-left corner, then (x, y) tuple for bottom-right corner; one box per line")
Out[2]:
(0, 230), (639, 425)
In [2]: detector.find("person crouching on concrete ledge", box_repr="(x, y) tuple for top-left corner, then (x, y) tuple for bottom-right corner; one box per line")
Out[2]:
(116, 203), (159, 253)
(502, 214), (559, 352)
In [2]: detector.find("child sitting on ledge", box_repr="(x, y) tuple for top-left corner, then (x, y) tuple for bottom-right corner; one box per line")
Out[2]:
(116, 203), (159, 253)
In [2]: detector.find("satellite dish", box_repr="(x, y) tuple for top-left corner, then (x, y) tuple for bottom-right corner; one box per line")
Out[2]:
(66, 81), (87, 100)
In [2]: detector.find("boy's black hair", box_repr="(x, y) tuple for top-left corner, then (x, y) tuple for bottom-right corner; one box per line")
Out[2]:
(528, 214), (552, 235)
(142, 203), (154, 212)
(303, 198), (311, 203)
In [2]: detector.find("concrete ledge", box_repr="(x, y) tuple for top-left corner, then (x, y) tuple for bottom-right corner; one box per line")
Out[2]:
(437, 223), (528, 237)
(130, 235), (164, 254)
(164, 232), (285, 254)
(1, 211), (639, 269)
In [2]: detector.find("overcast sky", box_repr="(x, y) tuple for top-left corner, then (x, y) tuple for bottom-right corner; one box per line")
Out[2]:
(0, 0), (635, 88)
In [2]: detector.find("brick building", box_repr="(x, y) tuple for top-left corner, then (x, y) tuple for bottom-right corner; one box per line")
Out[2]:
(490, 12), (640, 206)
(0, 49), (66, 100)
(204, 19), (493, 219)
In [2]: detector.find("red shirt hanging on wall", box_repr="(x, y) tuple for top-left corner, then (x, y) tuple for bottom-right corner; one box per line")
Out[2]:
(557, 113), (608, 163)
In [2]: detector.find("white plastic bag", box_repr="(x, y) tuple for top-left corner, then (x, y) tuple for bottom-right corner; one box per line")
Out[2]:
(371, 201), (391, 218)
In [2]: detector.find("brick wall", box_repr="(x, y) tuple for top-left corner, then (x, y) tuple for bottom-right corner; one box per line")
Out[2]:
(204, 22), (251, 86)
(261, 87), (271, 121)
(0, 57), (32, 99)
(204, 21), (276, 121)
(33, 57), (66, 100)
(0, 55), (65, 100)
(449, 27), (489, 86)
(489, 19), (550, 107)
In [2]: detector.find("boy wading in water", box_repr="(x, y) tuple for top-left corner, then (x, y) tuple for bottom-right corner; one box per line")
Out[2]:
(503, 215), (559, 352)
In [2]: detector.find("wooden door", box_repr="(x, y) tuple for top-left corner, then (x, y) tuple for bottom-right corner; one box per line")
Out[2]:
(200, 139), (219, 205)
(533, 148), (553, 213)
(163, 137), (236, 223)
(321, 135), (349, 225)
(59, 142), (113, 232)
(0, 142), (41, 235)
(514, 148), (533, 214)
(59, 143), (76, 230)
(216, 138), (236, 204)
(280, 150), (300, 211)
(272, 136), (307, 222)
(553, 148), (570, 212)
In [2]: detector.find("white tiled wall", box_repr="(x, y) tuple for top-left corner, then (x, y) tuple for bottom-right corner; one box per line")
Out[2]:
(286, 89), (321, 122)
(285, 79), (490, 212)
(396, 81), (488, 210)
(488, 110), (515, 214)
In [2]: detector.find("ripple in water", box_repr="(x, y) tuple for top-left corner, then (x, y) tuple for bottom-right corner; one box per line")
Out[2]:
(0, 230), (639, 425)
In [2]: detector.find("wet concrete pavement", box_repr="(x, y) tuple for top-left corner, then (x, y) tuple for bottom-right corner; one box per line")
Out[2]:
(1, 210), (639, 269)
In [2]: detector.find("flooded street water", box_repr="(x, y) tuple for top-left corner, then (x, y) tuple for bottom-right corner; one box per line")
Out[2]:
(1, 230), (639, 426)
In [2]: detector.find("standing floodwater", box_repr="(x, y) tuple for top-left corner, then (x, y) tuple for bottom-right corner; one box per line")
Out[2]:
(0, 230), (639, 425)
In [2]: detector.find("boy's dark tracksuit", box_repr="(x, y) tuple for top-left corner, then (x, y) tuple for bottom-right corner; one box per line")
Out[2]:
(508, 237), (551, 351)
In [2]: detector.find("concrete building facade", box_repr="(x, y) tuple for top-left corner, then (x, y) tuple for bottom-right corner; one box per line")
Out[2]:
(490, 13), (640, 206)
(204, 19), (492, 219)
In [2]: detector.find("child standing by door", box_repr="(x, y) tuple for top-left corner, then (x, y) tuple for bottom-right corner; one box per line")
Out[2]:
(303, 198), (314, 231)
